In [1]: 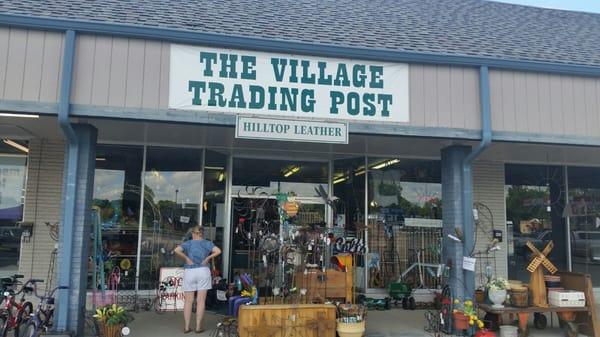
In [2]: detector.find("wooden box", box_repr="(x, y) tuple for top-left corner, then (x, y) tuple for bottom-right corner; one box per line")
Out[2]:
(238, 304), (337, 337)
(294, 269), (352, 303)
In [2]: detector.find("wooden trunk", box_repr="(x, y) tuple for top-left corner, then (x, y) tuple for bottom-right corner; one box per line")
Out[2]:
(294, 269), (352, 303)
(238, 304), (337, 337)
(529, 267), (548, 307)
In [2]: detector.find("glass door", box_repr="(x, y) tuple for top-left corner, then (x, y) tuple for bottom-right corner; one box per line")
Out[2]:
(228, 157), (328, 282)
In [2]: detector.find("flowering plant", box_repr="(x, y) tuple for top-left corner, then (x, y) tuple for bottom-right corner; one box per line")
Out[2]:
(486, 277), (510, 291)
(453, 299), (485, 329)
(93, 304), (129, 326)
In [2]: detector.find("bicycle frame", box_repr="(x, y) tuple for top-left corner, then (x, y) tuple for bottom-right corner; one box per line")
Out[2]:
(1, 278), (35, 336)
(20, 282), (68, 337)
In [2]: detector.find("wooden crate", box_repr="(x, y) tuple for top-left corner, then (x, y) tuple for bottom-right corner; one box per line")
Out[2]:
(238, 304), (337, 337)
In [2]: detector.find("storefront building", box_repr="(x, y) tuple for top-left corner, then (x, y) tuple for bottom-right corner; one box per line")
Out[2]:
(1, 0), (600, 334)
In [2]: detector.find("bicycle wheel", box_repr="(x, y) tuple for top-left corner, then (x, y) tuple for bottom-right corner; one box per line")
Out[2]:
(17, 320), (38, 337)
(0, 315), (6, 337)
(153, 296), (165, 314)
(15, 302), (33, 337)
(84, 311), (99, 337)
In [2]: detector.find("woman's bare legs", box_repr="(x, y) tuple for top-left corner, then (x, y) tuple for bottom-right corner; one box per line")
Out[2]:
(195, 290), (208, 331)
(183, 291), (195, 331)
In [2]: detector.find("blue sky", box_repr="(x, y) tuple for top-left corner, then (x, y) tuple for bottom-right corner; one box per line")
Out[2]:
(493, 0), (600, 13)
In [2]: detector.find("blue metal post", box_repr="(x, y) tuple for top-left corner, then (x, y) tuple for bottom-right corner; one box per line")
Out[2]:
(56, 29), (78, 333)
(461, 66), (492, 297)
(441, 145), (471, 303)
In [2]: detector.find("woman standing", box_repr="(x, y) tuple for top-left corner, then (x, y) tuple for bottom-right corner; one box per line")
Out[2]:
(174, 225), (222, 333)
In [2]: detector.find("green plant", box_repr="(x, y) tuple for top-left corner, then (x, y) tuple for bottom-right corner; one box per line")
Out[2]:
(486, 277), (510, 291)
(93, 304), (129, 326)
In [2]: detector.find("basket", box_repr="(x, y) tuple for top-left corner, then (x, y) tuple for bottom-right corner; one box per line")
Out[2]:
(475, 290), (486, 303)
(336, 321), (366, 337)
(100, 323), (124, 337)
(509, 288), (529, 308)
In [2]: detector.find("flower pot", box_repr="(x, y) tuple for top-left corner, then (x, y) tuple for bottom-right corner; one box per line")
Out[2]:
(475, 329), (497, 337)
(100, 322), (124, 337)
(489, 289), (507, 308)
(453, 312), (469, 331)
(336, 321), (365, 337)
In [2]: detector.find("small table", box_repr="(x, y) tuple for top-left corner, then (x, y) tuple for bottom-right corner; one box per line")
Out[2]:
(478, 303), (588, 337)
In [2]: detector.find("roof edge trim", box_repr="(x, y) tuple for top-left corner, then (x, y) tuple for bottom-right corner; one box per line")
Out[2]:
(1, 13), (600, 76)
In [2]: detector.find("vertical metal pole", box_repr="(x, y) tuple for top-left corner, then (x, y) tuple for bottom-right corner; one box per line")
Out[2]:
(134, 142), (147, 293)
(364, 155), (369, 292)
(565, 166), (572, 271)
(55, 29), (77, 333)
(328, 159), (333, 227)
(222, 154), (233, 280)
(199, 148), (206, 231)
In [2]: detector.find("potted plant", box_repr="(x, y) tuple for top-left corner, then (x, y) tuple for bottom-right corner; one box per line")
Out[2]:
(93, 304), (130, 337)
(453, 299), (486, 331)
(486, 277), (510, 308)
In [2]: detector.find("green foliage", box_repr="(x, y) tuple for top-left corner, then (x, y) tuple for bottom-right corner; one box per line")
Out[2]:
(93, 304), (129, 326)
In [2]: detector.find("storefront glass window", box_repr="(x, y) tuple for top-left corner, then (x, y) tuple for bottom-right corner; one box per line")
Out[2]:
(202, 150), (227, 275)
(91, 145), (144, 290)
(139, 147), (203, 289)
(366, 158), (442, 289)
(0, 152), (27, 278)
(567, 166), (600, 286)
(505, 164), (566, 283)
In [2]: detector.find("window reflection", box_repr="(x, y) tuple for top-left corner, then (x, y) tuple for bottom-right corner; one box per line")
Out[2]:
(91, 145), (143, 290)
(139, 147), (203, 290)
(367, 158), (442, 289)
(505, 164), (566, 283)
(0, 154), (27, 278)
(567, 166), (600, 286)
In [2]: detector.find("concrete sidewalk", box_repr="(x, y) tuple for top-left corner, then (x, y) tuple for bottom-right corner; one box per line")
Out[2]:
(124, 308), (580, 337)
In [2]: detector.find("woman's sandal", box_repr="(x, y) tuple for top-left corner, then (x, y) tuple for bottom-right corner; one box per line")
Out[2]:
(184, 328), (192, 334)
(195, 328), (205, 334)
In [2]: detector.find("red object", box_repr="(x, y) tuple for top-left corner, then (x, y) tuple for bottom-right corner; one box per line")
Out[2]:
(475, 329), (497, 337)
(453, 312), (470, 330)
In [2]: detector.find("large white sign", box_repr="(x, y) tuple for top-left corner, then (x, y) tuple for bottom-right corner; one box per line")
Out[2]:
(170, 44), (409, 123)
(236, 116), (348, 144)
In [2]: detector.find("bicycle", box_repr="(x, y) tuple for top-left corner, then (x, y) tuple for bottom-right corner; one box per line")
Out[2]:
(17, 279), (68, 337)
(0, 275), (35, 337)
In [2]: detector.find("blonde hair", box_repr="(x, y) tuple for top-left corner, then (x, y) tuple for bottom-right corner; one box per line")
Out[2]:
(189, 225), (204, 236)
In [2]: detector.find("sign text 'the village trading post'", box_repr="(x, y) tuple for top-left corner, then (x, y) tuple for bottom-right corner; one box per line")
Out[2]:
(169, 45), (409, 123)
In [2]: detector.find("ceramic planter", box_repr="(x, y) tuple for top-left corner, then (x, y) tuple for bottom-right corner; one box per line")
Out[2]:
(488, 289), (507, 308)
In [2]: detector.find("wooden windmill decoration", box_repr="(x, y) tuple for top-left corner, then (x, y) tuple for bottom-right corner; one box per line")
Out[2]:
(526, 240), (557, 307)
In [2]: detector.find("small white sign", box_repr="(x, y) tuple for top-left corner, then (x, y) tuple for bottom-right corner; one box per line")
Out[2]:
(236, 116), (348, 144)
(463, 256), (476, 272)
(158, 267), (185, 311)
(180, 216), (190, 224)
